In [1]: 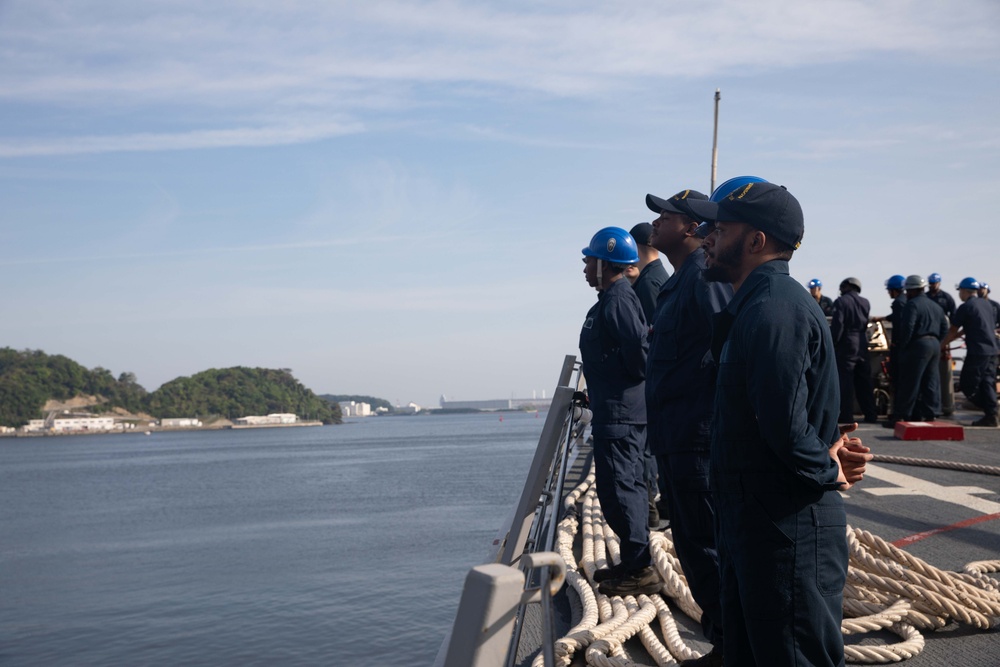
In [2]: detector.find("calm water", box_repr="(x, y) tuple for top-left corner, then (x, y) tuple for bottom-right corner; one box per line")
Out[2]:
(0, 412), (543, 666)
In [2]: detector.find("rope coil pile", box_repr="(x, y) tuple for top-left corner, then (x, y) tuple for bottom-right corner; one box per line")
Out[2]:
(533, 462), (1000, 666)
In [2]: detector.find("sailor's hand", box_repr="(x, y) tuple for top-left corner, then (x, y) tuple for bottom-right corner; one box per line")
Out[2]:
(831, 423), (873, 490)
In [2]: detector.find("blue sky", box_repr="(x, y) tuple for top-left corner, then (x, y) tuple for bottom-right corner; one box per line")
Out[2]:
(2, 1), (998, 408)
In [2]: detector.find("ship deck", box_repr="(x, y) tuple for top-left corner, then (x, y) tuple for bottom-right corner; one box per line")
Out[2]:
(516, 406), (1000, 666)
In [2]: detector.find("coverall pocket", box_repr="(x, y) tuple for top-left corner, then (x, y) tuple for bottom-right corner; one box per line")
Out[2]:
(812, 504), (848, 596)
(735, 491), (795, 619)
(651, 326), (678, 362)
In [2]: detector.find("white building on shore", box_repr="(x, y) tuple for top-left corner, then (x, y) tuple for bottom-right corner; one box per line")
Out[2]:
(159, 417), (203, 428)
(234, 413), (298, 426)
(338, 401), (372, 417)
(22, 414), (120, 433)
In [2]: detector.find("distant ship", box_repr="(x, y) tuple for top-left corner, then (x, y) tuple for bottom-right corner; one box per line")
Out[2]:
(438, 393), (552, 412)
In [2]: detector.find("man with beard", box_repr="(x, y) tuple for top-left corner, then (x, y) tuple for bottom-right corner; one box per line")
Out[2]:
(808, 278), (834, 317)
(688, 181), (872, 667)
(643, 187), (733, 666)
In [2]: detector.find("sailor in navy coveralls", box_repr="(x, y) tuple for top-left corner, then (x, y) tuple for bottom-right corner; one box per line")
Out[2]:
(687, 182), (872, 667)
(891, 275), (949, 423)
(830, 277), (879, 424)
(644, 187), (733, 665)
(579, 227), (661, 597)
(943, 277), (1000, 427)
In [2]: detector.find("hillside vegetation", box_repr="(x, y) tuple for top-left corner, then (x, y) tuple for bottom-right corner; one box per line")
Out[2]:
(0, 348), (341, 427)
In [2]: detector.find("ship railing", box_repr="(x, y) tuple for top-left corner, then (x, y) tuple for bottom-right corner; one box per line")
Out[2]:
(434, 355), (592, 667)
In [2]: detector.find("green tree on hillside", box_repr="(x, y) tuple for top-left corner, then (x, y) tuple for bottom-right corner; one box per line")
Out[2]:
(0, 348), (147, 427)
(0, 348), (341, 428)
(145, 367), (341, 424)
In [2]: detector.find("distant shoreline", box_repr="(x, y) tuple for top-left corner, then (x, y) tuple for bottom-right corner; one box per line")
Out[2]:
(1, 421), (326, 438)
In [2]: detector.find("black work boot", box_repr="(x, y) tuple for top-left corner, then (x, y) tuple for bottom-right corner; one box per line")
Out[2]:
(970, 414), (999, 427)
(592, 562), (627, 583)
(597, 565), (661, 597)
(680, 646), (724, 666)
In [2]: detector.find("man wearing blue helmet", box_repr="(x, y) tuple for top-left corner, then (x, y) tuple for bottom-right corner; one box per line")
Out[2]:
(889, 275), (949, 426)
(807, 279), (834, 317)
(579, 227), (660, 595)
(689, 181), (873, 667)
(927, 273), (956, 319)
(875, 275), (908, 407)
(942, 278), (999, 427)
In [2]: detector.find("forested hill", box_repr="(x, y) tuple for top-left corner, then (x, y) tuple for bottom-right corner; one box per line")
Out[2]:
(0, 348), (341, 427)
(147, 368), (340, 424)
(0, 348), (147, 427)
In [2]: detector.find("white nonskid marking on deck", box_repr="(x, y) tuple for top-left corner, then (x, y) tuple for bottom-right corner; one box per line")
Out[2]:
(861, 464), (1000, 514)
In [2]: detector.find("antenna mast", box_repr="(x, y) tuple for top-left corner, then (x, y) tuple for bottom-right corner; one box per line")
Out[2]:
(711, 89), (720, 193)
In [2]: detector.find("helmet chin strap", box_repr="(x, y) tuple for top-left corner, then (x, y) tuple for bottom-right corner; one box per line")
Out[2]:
(596, 260), (603, 286)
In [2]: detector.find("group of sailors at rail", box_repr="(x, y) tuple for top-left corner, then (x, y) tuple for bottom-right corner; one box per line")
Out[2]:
(805, 274), (1000, 429)
(576, 175), (998, 667)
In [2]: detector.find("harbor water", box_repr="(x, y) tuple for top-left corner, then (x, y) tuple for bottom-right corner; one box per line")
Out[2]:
(0, 412), (544, 666)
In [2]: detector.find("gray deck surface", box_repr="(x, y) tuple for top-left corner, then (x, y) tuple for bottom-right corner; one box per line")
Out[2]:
(517, 405), (1000, 666)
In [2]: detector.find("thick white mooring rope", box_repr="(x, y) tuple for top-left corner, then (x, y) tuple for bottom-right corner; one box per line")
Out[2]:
(533, 463), (1000, 666)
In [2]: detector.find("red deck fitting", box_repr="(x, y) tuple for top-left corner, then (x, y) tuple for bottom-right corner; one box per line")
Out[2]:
(893, 420), (965, 441)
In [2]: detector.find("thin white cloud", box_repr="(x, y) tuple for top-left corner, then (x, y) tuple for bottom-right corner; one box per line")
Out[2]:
(0, 0), (997, 155)
(0, 235), (407, 267)
(0, 121), (362, 157)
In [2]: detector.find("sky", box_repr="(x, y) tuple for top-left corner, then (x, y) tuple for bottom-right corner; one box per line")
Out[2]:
(2, 1), (999, 408)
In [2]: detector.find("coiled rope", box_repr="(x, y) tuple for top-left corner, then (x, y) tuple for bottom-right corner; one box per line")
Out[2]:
(870, 454), (1000, 477)
(534, 462), (1000, 666)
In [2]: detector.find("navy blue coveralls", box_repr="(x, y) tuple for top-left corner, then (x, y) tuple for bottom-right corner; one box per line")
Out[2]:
(818, 294), (834, 317)
(830, 290), (878, 422)
(632, 258), (669, 324)
(886, 293), (908, 394)
(710, 261), (847, 667)
(928, 288), (957, 320)
(952, 297), (1000, 418)
(631, 258), (669, 502)
(928, 289), (957, 414)
(579, 278), (651, 572)
(646, 248), (732, 645)
(893, 293), (948, 421)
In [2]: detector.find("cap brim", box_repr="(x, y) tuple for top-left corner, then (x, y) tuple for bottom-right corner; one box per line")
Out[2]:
(646, 193), (680, 215)
(693, 222), (713, 239)
(684, 198), (747, 223)
(684, 199), (719, 222)
(647, 193), (707, 221)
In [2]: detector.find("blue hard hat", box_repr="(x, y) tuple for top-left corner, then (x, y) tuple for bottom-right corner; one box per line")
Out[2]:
(885, 275), (905, 290)
(957, 277), (980, 290)
(808, 279), (822, 288)
(928, 272), (942, 284)
(710, 175), (769, 202)
(982, 282), (991, 292)
(582, 227), (639, 265)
